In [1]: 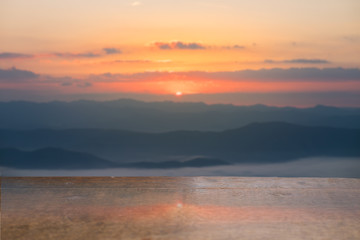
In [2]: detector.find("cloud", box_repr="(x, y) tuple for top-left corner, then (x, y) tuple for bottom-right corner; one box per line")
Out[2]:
(61, 82), (73, 86)
(153, 41), (206, 50)
(265, 59), (330, 64)
(153, 42), (247, 50)
(155, 59), (172, 63)
(88, 72), (162, 82)
(1, 48), (122, 60)
(285, 59), (330, 64)
(95, 68), (360, 82)
(103, 48), (122, 54)
(50, 47), (122, 58)
(0, 52), (34, 59)
(175, 42), (205, 49)
(53, 52), (101, 58)
(343, 35), (360, 43)
(155, 43), (171, 50)
(76, 82), (92, 88)
(224, 45), (245, 50)
(44, 76), (92, 88)
(104, 59), (172, 64)
(0, 67), (39, 81)
(233, 45), (245, 49)
(205, 68), (360, 81)
(264, 59), (275, 63)
(2, 67), (360, 91)
(44, 76), (79, 86)
(112, 59), (151, 63)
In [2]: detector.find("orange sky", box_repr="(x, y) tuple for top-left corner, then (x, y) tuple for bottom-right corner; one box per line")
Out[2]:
(0, 0), (360, 105)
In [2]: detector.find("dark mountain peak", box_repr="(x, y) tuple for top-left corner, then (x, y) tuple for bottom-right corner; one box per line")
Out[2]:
(246, 104), (274, 111)
(312, 104), (340, 111)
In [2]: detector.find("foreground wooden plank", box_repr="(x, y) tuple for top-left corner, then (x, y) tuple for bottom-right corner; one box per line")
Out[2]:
(2, 177), (360, 240)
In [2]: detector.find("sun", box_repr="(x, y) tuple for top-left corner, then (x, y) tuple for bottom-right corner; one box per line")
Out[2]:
(175, 91), (183, 96)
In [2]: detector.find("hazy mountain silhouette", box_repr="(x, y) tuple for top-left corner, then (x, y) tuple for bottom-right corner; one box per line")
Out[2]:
(124, 158), (230, 169)
(0, 148), (231, 170)
(1, 122), (359, 165)
(0, 147), (118, 169)
(1, 99), (360, 131)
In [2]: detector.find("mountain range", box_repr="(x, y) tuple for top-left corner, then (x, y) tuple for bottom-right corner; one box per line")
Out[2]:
(0, 148), (229, 169)
(1, 122), (359, 169)
(1, 99), (360, 131)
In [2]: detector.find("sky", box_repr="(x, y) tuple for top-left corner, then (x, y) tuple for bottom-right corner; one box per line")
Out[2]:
(1, 0), (360, 106)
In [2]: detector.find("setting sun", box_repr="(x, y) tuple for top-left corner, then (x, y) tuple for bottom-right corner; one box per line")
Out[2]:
(0, 0), (359, 107)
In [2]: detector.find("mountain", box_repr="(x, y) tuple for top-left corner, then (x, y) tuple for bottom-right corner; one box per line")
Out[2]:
(124, 158), (230, 169)
(0, 99), (360, 131)
(1, 122), (359, 163)
(0, 148), (231, 170)
(0, 147), (118, 169)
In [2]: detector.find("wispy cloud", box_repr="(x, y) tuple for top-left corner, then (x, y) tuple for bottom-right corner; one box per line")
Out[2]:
(223, 45), (245, 50)
(53, 52), (101, 58)
(76, 82), (92, 88)
(1, 67), (360, 106)
(112, 59), (151, 63)
(104, 59), (172, 64)
(205, 68), (360, 81)
(44, 76), (92, 88)
(1, 47), (123, 60)
(265, 59), (330, 64)
(152, 42), (249, 50)
(0, 67), (39, 81)
(152, 41), (206, 50)
(343, 35), (360, 43)
(0, 52), (34, 59)
(155, 59), (173, 63)
(61, 82), (73, 86)
(2, 67), (360, 86)
(0, 67), (93, 88)
(103, 48), (122, 54)
(86, 68), (360, 83)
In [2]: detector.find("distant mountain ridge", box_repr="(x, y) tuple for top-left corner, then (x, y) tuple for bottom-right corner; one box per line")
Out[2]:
(125, 158), (230, 169)
(1, 99), (360, 131)
(0, 147), (117, 169)
(0, 148), (231, 170)
(1, 122), (359, 166)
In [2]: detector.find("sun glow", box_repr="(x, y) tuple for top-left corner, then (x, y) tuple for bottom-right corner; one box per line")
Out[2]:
(175, 91), (183, 96)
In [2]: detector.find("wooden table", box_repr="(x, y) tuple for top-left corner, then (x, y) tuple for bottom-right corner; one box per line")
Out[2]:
(1, 177), (360, 240)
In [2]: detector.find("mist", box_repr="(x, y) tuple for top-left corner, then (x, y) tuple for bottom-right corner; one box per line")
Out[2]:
(2, 157), (359, 178)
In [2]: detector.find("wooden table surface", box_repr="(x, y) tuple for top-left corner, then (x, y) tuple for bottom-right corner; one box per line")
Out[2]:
(1, 177), (360, 240)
